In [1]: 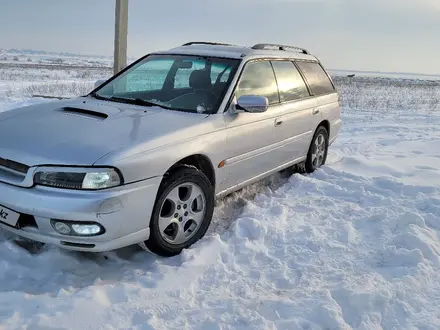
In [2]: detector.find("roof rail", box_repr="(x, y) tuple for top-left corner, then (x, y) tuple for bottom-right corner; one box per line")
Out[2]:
(182, 41), (235, 47)
(251, 43), (310, 55)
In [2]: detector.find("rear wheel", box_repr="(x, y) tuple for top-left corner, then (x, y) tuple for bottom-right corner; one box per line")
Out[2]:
(299, 126), (329, 173)
(144, 166), (214, 257)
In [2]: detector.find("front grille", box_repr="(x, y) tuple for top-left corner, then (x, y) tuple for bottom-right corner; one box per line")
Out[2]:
(0, 158), (29, 174)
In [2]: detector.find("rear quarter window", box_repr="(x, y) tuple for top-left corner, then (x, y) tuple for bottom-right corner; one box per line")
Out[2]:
(296, 61), (335, 96)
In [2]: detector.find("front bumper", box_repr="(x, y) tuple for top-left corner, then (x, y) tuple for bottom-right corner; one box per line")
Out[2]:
(0, 176), (162, 252)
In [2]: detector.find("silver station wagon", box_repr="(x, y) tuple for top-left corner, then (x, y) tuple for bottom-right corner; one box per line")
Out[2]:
(0, 42), (341, 256)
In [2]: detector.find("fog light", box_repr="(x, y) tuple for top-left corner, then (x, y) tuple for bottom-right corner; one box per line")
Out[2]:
(71, 224), (102, 235)
(50, 220), (105, 236)
(54, 222), (71, 235)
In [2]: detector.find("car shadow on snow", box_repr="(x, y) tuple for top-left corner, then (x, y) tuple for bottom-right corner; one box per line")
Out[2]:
(0, 166), (298, 297)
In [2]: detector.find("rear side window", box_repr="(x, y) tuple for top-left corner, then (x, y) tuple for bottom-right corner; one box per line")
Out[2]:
(211, 64), (232, 84)
(271, 61), (310, 102)
(235, 60), (279, 104)
(173, 59), (206, 88)
(296, 61), (335, 95)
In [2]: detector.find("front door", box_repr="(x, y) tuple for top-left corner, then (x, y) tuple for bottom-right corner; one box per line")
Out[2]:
(217, 60), (286, 193)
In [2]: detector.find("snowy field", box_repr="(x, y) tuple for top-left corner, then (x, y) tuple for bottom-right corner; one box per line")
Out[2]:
(1, 57), (440, 329)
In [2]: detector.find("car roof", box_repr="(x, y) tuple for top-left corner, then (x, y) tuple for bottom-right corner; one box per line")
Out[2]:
(151, 42), (319, 62)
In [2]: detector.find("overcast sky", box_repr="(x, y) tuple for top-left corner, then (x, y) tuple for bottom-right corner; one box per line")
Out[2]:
(1, 0), (439, 74)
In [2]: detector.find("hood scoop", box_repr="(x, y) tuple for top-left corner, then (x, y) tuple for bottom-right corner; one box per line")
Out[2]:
(60, 107), (108, 120)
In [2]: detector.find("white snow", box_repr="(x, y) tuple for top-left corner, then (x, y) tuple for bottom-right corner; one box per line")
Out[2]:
(1, 62), (440, 329)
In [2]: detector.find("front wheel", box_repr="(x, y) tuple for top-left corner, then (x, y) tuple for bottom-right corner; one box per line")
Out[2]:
(143, 166), (214, 257)
(302, 126), (329, 173)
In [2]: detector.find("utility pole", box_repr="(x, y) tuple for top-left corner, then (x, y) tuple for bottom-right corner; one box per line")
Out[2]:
(114, 0), (129, 75)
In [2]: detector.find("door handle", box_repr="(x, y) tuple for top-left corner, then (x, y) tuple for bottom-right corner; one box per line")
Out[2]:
(274, 118), (283, 127)
(313, 107), (320, 115)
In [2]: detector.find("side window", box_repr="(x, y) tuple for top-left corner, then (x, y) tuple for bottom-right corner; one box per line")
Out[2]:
(211, 64), (232, 84)
(173, 59), (206, 88)
(235, 60), (279, 104)
(271, 61), (310, 102)
(295, 61), (335, 95)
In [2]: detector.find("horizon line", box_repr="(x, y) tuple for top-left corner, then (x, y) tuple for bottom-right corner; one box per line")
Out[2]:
(3, 47), (439, 78)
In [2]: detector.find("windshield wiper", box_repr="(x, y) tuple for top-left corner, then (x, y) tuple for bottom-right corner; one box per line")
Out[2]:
(89, 92), (105, 100)
(100, 96), (172, 110)
(127, 98), (172, 110)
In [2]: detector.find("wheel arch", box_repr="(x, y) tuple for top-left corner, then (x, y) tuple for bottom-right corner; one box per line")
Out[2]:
(164, 154), (216, 188)
(317, 119), (330, 137)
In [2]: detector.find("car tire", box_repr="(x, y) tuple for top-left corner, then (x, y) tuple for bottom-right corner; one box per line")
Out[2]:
(303, 125), (329, 173)
(143, 166), (215, 257)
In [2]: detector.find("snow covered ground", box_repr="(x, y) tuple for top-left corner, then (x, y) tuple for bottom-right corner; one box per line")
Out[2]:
(1, 61), (440, 329)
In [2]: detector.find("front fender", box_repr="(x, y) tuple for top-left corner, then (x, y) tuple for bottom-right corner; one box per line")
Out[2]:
(95, 130), (227, 185)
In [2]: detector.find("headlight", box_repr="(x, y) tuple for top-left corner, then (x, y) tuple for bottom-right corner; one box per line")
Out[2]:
(34, 167), (122, 190)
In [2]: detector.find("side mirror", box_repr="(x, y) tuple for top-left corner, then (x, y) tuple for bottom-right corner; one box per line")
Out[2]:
(236, 95), (269, 113)
(94, 79), (107, 89)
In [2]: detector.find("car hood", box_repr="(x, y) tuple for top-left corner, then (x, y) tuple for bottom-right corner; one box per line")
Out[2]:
(0, 97), (208, 166)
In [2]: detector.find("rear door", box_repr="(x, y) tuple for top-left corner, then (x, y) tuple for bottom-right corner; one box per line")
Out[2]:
(270, 60), (319, 163)
(295, 61), (340, 144)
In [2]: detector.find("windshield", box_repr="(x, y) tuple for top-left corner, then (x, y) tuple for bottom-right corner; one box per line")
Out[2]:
(92, 54), (240, 114)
